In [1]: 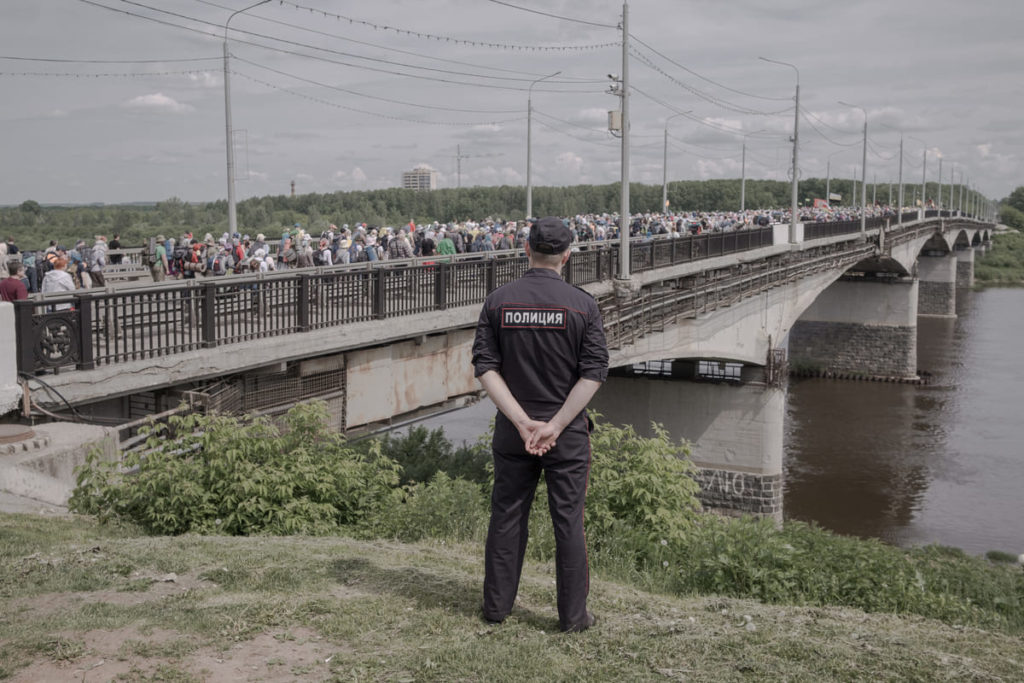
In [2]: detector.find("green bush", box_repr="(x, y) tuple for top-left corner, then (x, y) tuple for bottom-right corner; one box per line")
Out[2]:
(69, 402), (400, 535)
(369, 473), (489, 543)
(371, 425), (491, 486)
(660, 516), (1024, 633)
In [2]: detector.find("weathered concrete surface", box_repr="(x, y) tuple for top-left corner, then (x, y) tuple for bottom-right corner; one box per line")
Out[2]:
(0, 422), (116, 506)
(0, 303), (21, 415)
(917, 254), (957, 317)
(789, 277), (918, 378)
(344, 329), (477, 429)
(608, 265), (845, 368)
(591, 375), (784, 520)
(956, 248), (975, 288)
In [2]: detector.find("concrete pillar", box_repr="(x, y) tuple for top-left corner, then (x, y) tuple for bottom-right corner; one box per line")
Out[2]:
(789, 277), (918, 379)
(591, 373), (784, 520)
(917, 254), (957, 317)
(0, 303), (21, 415)
(956, 247), (975, 288)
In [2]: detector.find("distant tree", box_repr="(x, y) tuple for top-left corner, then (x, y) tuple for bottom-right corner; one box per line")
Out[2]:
(19, 199), (42, 217)
(1005, 186), (1024, 214)
(999, 204), (1024, 230)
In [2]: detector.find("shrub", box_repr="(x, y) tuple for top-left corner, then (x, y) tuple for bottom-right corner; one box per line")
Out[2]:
(369, 473), (489, 543)
(69, 402), (400, 535)
(371, 425), (491, 486)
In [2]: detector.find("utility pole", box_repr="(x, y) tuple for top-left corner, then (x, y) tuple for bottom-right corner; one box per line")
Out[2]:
(920, 147), (927, 211)
(937, 156), (943, 209)
(224, 0), (270, 236)
(618, 2), (631, 279)
(662, 112), (687, 215)
(838, 100), (867, 234)
(897, 137), (904, 212)
(760, 58), (801, 243)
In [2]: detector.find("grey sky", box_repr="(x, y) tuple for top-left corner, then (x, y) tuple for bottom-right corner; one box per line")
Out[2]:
(1, 0), (1021, 206)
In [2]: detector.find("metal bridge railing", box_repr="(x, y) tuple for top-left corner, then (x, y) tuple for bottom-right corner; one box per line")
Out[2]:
(5, 222), (907, 375)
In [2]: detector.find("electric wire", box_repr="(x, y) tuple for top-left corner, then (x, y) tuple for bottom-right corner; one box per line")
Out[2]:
(193, 0), (606, 78)
(484, 0), (618, 29)
(79, 0), (603, 93)
(234, 56), (523, 114)
(630, 47), (792, 116)
(233, 70), (526, 126)
(0, 54), (219, 64)
(92, 0), (604, 87)
(280, 0), (619, 45)
(630, 85), (778, 137)
(533, 117), (617, 148)
(0, 69), (217, 78)
(628, 34), (792, 102)
(800, 110), (861, 147)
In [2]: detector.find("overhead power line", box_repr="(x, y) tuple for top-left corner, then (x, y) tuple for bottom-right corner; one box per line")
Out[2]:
(0, 54), (219, 64)
(194, 0), (606, 77)
(79, 0), (603, 93)
(279, 0), (618, 47)
(234, 56), (522, 114)
(628, 34), (791, 102)
(99, 0), (603, 86)
(630, 47), (791, 117)
(233, 71), (526, 127)
(484, 0), (618, 29)
(0, 68), (217, 78)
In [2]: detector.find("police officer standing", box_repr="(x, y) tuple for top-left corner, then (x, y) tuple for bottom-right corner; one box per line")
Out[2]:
(472, 216), (609, 633)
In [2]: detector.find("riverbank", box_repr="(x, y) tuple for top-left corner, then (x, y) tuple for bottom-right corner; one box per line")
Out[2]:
(2, 513), (1023, 682)
(975, 229), (1024, 285)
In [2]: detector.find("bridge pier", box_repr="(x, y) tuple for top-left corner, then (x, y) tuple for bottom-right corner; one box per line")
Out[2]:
(917, 254), (957, 317)
(0, 303), (21, 415)
(789, 277), (919, 380)
(956, 247), (975, 288)
(592, 365), (783, 520)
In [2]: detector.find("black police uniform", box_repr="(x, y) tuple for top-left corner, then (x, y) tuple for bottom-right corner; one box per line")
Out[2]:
(471, 259), (609, 630)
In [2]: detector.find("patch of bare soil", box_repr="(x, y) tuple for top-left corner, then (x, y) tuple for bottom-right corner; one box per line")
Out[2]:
(9, 571), (214, 617)
(9, 627), (333, 682)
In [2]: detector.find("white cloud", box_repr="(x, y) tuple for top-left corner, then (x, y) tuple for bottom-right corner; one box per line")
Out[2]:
(124, 93), (193, 113)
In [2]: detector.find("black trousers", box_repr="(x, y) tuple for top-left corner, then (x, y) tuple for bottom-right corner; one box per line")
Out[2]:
(483, 414), (591, 629)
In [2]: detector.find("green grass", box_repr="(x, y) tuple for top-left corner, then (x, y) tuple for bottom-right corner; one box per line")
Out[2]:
(2, 513), (1023, 682)
(976, 230), (1024, 285)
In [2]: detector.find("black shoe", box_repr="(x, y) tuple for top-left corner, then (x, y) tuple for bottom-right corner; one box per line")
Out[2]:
(561, 611), (596, 633)
(482, 613), (505, 626)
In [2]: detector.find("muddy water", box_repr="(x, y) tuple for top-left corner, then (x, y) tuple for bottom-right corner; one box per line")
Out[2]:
(421, 288), (1024, 555)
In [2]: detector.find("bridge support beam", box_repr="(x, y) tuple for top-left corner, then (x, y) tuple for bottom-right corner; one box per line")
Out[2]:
(789, 277), (918, 379)
(591, 372), (783, 520)
(0, 303), (21, 415)
(917, 254), (957, 317)
(956, 247), (975, 288)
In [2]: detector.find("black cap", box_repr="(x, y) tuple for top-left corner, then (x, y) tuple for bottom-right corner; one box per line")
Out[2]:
(528, 216), (571, 254)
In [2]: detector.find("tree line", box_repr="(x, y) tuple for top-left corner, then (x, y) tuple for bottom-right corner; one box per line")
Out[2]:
(2, 177), (988, 251)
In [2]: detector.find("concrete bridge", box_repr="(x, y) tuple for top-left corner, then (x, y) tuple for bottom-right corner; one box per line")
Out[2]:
(0, 210), (994, 515)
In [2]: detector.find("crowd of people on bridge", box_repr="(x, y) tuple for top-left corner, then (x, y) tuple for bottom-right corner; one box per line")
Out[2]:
(0, 202), (912, 300)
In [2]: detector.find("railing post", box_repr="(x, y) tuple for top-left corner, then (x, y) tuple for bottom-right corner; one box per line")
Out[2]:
(75, 294), (95, 371)
(297, 274), (310, 331)
(564, 254), (575, 285)
(14, 301), (34, 374)
(201, 282), (217, 347)
(486, 258), (497, 293)
(435, 261), (448, 310)
(373, 267), (387, 319)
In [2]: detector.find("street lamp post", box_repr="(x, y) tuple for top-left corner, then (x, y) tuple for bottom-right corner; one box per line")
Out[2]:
(618, 2), (631, 280)
(760, 57), (799, 243)
(897, 136), (904, 213)
(937, 156), (943, 210)
(838, 100), (867, 233)
(661, 112), (688, 215)
(526, 70), (561, 221)
(224, 0), (271, 236)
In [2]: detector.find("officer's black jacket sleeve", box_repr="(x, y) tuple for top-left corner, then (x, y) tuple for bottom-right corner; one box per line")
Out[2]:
(472, 302), (501, 378)
(577, 297), (609, 383)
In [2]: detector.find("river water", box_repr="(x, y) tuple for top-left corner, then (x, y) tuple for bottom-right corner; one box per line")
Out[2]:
(418, 287), (1023, 556)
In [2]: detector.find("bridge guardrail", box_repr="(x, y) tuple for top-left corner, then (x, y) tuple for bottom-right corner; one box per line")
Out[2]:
(14, 227), (774, 374)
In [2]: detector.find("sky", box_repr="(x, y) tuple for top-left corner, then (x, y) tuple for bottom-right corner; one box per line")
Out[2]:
(1, 0), (1021, 207)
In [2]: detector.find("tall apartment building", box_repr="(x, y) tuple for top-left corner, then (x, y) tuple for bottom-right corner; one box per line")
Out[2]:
(402, 165), (438, 191)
